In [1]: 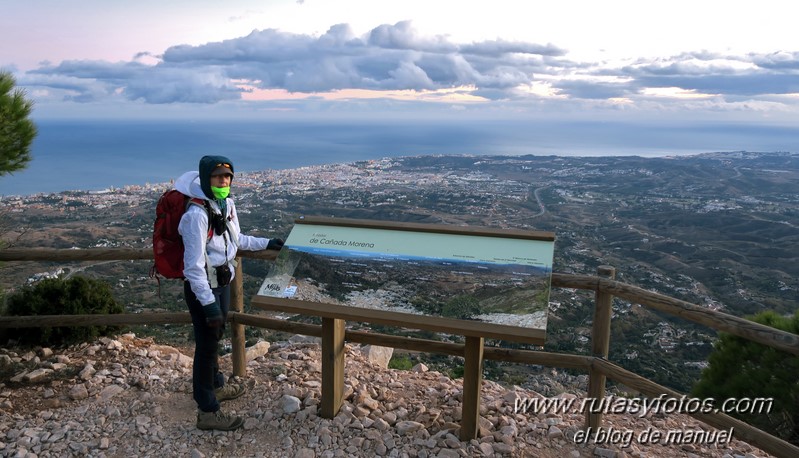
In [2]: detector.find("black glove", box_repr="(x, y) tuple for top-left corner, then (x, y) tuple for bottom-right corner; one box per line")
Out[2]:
(204, 299), (224, 328)
(267, 238), (285, 251)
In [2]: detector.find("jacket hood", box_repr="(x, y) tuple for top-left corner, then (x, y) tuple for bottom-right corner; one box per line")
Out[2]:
(174, 171), (206, 200)
(199, 155), (234, 200)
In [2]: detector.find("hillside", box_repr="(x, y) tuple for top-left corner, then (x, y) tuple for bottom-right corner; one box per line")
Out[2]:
(1, 151), (797, 394)
(0, 334), (774, 458)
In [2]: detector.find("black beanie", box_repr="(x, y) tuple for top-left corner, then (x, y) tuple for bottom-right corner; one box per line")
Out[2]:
(199, 155), (234, 200)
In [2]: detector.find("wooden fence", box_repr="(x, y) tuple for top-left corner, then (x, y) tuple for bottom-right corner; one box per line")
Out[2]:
(0, 248), (797, 457)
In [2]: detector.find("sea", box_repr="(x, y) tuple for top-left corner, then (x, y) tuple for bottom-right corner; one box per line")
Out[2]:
(1, 118), (797, 196)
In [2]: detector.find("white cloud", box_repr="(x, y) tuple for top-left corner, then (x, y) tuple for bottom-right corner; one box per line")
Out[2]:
(13, 20), (799, 123)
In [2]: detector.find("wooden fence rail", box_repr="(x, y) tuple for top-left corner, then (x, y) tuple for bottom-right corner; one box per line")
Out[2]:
(3, 249), (794, 354)
(0, 248), (797, 457)
(550, 273), (799, 356)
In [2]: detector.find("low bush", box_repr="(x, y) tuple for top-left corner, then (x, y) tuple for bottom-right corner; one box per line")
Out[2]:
(388, 354), (414, 370)
(3, 276), (124, 346)
(692, 310), (799, 445)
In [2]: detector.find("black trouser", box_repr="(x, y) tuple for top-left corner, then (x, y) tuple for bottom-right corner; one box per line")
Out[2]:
(184, 281), (230, 413)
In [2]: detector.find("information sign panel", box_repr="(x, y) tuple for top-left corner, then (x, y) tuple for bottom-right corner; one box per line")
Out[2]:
(258, 218), (555, 332)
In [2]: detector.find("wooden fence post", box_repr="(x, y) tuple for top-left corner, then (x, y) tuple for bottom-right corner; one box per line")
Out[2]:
(321, 317), (345, 418)
(231, 256), (246, 377)
(585, 265), (616, 429)
(460, 336), (485, 441)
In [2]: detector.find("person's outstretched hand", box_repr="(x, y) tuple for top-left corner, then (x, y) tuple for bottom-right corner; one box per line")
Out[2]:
(267, 238), (285, 250)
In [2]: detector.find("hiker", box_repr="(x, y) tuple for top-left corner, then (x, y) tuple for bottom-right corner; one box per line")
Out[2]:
(174, 155), (284, 431)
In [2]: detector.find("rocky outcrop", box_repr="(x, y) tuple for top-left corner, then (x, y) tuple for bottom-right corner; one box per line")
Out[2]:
(0, 334), (776, 457)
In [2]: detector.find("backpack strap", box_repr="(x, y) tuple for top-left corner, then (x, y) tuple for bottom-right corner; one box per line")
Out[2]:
(225, 218), (240, 248)
(187, 198), (214, 241)
(186, 198), (215, 283)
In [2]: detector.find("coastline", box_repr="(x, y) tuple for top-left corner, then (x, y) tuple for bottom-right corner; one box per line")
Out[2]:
(0, 117), (753, 197)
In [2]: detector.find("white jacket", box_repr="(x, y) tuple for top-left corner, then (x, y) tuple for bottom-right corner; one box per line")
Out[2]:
(175, 171), (270, 306)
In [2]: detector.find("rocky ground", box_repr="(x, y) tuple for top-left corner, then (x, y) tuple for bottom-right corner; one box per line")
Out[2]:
(0, 334), (776, 458)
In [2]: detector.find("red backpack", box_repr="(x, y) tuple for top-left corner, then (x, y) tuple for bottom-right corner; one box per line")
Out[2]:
(151, 189), (212, 280)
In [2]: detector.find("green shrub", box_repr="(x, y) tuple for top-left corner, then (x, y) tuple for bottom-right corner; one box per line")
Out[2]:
(388, 354), (414, 370)
(4, 276), (125, 346)
(447, 365), (465, 379)
(692, 310), (799, 444)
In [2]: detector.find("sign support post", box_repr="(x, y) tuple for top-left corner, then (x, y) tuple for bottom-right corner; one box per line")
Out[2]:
(461, 336), (485, 440)
(321, 317), (346, 418)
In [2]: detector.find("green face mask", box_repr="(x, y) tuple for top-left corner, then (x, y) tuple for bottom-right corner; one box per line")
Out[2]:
(211, 186), (230, 199)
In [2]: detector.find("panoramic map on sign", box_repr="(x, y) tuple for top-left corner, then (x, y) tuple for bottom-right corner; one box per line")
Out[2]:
(257, 218), (556, 331)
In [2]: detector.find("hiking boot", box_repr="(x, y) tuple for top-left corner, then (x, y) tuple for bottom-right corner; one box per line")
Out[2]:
(215, 382), (246, 402)
(196, 409), (243, 431)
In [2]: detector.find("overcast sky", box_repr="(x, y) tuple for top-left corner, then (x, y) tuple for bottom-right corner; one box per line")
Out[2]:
(2, 0), (798, 149)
